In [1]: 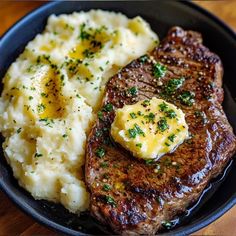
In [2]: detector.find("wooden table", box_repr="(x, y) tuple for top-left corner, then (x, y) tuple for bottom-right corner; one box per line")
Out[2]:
(0, 1), (236, 235)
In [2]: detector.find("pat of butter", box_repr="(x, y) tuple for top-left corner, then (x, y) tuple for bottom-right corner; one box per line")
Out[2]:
(111, 97), (188, 160)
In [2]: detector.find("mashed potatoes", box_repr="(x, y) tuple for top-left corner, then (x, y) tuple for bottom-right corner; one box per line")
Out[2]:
(0, 10), (158, 213)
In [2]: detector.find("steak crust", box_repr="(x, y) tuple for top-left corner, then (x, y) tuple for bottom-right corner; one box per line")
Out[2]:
(85, 27), (236, 234)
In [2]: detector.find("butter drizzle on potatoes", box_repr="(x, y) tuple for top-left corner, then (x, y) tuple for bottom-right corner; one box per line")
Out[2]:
(0, 10), (158, 214)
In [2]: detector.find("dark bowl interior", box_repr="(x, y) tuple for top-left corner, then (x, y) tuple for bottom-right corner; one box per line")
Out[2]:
(0, 1), (236, 235)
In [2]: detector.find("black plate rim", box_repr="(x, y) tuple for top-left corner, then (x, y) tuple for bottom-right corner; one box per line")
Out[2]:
(0, 1), (236, 235)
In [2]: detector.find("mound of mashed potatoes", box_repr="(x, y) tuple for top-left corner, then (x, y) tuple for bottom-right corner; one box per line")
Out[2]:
(0, 10), (158, 213)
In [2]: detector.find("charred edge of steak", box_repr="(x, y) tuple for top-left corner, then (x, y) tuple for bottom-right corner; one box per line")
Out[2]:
(85, 26), (236, 235)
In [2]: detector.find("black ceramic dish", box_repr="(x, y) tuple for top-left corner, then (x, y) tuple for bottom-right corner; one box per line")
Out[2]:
(0, 1), (236, 235)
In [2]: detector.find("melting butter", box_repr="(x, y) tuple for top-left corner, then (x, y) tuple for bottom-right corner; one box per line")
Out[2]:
(111, 97), (188, 160)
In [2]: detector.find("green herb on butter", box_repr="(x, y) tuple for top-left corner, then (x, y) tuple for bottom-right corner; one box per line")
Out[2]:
(130, 112), (137, 119)
(166, 109), (177, 119)
(128, 123), (145, 139)
(168, 134), (176, 142)
(159, 102), (168, 112)
(157, 117), (169, 132)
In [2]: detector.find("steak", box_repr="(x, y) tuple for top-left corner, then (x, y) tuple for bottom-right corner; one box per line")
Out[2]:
(85, 27), (236, 234)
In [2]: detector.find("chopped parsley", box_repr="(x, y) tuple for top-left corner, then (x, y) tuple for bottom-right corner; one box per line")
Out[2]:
(139, 54), (149, 63)
(153, 62), (167, 78)
(141, 99), (150, 107)
(97, 111), (104, 120)
(102, 103), (113, 112)
(128, 86), (138, 96)
(144, 112), (155, 123)
(157, 117), (169, 132)
(82, 48), (94, 58)
(128, 123), (145, 139)
(100, 162), (108, 168)
(136, 143), (142, 148)
(145, 159), (155, 165)
(130, 112), (137, 119)
(168, 134), (176, 142)
(178, 91), (195, 106)
(161, 221), (173, 230)
(79, 23), (91, 40)
(166, 109), (177, 118)
(16, 128), (21, 134)
(39, 118), (54, 127)
(95, 130), (103, 137)
(103, 184), (111, 191)
(159, 102), (168, 112)
(41, 93), (47, 97)
(164, 77), (185, 95)
(137, 111), (143, 116)
(28, 96), (33, 100)
(34, 153), (43, 158)
(37, 103), (45, 113)
(62, 134), (68, 138)
(95, 147), (105, 158)
(105, 196), (116, 207)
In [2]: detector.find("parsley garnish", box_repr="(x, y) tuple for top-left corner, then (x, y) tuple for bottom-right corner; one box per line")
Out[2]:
(128, 123), (145, 138)
(16, 128), (21, 134)
(168, 134), (176, 142)
(37, 103), (45, 113)
(161, 221), (173, 230)
(166, 109), (177, 118)
(95, 130), (103, 137)
(79, 23), (91, 40)
(145, 159), (155, 165)
(97, 111), (104, 120)
(130, 112), (137, 119)
(139, 55), (149, 63)
(34, 153), (43, 158)
(153, 62), (167, 78)
(178, 91), (195, 106)
(102, 103), (113, 112)
(95, 147), (105, 158)
(164, 77), (185, 95)
(159, 102), (168, 112)
(128, 86), (138, 96)
(136, 143), (142, 148)
(141, 99), (150, 107)
(103, 184), (111, 191)
(100, 162), (108, 168)
(157, 117), (169, 132)
(105, 196), (116, 207)
(144, 112), (155, 123)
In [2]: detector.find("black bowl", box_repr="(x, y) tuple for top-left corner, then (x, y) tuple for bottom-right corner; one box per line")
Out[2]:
(0, 1), (236, 235)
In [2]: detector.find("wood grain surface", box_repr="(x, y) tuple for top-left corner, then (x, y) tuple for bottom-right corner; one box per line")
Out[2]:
(0, 1), (236, 235)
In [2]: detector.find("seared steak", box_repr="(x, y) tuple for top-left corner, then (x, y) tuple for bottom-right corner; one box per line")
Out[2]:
(85, 27), (236, 234)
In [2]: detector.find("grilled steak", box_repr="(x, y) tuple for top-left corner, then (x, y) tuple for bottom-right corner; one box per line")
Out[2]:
(85, 27), (236, 234)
